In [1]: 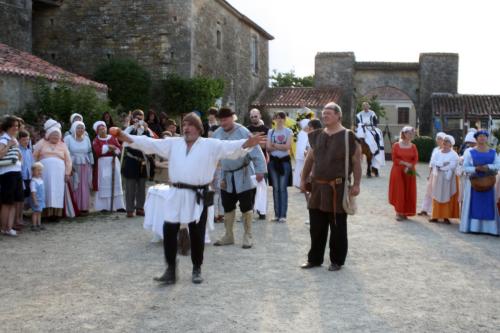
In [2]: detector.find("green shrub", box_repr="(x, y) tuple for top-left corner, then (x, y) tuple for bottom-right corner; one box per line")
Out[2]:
(161, 75), (224, 117)
(412, 136), (435, 162)
(22, 81), (117, 137)
(94, 58), (152, 111)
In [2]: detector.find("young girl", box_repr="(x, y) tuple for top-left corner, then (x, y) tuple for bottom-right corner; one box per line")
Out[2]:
(30, 162), (46, 231)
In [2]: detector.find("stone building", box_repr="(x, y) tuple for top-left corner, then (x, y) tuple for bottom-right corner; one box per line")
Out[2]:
(31, 0), (273, 116)
(0, 42), (107, 115)
(0, 0), (33, 52)
(314, 52), (459, 135)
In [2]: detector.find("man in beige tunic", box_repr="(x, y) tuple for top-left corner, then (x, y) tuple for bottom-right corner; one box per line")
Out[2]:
(300, 102), (362, 271)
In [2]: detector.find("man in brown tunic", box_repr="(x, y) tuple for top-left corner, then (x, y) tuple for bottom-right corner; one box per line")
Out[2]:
(300, 102), (362, 271)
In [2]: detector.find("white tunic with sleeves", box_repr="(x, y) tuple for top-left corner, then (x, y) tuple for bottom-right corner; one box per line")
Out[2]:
(129, 135), (250, 224)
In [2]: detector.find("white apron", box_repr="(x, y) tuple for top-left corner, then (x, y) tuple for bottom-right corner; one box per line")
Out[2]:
(94, 156), (125, 211)
(41, 157), (65, 208)
(252, 175), (267, 215)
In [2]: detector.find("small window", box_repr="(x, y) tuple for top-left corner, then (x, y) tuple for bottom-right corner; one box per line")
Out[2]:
(251, 36), (259, 73)
(50, 53), (56, 60)
(173, 16), (178, 22)
(170, 52), (174, 60)
(216, 30), (222, 49)
(397, 107), (409, 124)
(50, 18), (54, 26)
(106, 53), (112, 60)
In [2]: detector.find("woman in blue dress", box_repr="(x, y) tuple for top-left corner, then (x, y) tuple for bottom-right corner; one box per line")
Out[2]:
(460, 130), (500, 235)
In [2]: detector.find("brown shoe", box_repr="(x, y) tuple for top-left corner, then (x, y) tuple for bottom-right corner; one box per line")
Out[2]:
(136, 209), (145, 216)
(127, 211), (134, 218)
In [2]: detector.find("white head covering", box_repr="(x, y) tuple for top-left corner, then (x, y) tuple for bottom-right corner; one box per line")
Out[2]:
(464, 131), (477, 144)
(444, 134), (455, 146)
(93, 121), (106, 133)
(468, 128), (478, 134)
(70, 113), (83, 124)
(45, 126), (61, 140)
(44, 119), (62, 140)
(401, 126), (414, 133)
(44, 118), (61, 131)
(436, 132), (446, 140)
(71, 121), (85, 138)
(299, 119), (310, 130)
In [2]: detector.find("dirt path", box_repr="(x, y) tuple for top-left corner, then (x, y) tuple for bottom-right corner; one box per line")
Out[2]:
(1, 162), (499, 332)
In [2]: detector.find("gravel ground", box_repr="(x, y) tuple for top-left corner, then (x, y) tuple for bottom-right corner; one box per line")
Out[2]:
(1, 161), (499, 333)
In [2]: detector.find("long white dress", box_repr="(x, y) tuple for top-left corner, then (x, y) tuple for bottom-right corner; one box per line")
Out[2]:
(94, 137), (125, 211)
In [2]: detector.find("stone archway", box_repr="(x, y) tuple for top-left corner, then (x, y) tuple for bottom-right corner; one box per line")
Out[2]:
(362, 86), (417, 154)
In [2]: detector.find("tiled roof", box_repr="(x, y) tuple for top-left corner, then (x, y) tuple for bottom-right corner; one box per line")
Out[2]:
(431, 93), (500, 117)
(364, 86), (412, 101)
(251, 87), (343, 108)
(0, 43), (107, 91)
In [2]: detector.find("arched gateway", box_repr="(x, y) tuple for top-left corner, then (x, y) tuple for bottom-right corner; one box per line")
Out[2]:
(314, 52), (458, 136)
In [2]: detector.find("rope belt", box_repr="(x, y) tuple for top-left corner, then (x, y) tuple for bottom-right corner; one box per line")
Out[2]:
(313, 177), (344, 224)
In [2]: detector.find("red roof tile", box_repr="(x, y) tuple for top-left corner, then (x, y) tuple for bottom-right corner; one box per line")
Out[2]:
(0, 43), (107, 91)
(431, 93), (500, 117)
(251, 87), (342, 108)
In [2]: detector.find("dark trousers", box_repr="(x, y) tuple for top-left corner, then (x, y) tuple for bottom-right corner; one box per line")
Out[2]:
(307, 209), (348, 266)
(124, 177), (146, 212)
(163, 206), (207, 268)
(221, 188), (256, 213)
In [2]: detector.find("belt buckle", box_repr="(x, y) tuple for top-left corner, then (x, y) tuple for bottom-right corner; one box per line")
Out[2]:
(335, 178), (342, 185)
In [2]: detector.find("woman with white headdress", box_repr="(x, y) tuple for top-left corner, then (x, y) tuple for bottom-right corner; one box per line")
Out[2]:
(33, 119), (73, 221)
(418, 132), (446, 216)
(429, 135), (460, 223)
(64, 121), (93, 215)
(92, 121), (125, 212)
(64, 113), (84, 137)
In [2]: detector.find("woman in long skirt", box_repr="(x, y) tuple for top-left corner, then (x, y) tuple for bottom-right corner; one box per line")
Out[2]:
(33, 119), (72, 221)
(64, 121), (93, 215)
(388, 126), (419, 221)
(429, 135), (460, 223)
(460, 130), (500, 235)
(92, 121), (125, 212)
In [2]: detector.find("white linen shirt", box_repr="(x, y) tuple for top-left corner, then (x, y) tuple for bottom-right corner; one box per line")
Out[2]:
(129, 135), (251, 223)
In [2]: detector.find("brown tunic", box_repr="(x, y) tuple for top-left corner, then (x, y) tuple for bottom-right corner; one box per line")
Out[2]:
(308, 129), (357, 213)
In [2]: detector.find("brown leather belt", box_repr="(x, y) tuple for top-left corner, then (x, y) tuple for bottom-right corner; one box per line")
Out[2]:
(313, 177), (344, 224)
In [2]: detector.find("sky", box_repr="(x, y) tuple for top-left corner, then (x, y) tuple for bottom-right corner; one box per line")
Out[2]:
(227, 0), (500, 94)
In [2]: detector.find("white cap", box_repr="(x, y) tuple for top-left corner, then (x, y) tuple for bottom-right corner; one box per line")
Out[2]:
(93, 121), (106, 132)
(299, 119), (310, 130)
(444, 134), (455, 146)
(464, 131), (477, 144)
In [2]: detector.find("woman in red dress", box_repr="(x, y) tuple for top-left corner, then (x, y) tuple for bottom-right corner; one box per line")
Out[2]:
(389, 126), (419, 221)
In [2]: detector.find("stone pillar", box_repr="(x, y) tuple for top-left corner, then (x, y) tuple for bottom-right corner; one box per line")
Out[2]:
(418, 53), (459, 135)
(314, 52), (355, 126)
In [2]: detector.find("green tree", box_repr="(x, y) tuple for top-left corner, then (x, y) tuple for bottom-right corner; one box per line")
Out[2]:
(355, 95), (386, 119)
(161, 75), (224, 117)
(94, 58), (152, 111)
(270, 70), (314, 87)
(22, 81), (116, 137)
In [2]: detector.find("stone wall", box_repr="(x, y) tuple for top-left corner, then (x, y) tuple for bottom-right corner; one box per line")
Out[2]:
(314, 52), (459, 134)
(0, 0), (32, 52)
(418, 53), (459, 134)
(314, 52), (355, 125)
(0, 75), (36, 115)
(32, 0), (193, 81)
(180, 0), (270, 117)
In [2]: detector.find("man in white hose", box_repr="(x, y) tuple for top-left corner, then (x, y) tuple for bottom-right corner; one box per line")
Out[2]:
(111, 112), (265, 285)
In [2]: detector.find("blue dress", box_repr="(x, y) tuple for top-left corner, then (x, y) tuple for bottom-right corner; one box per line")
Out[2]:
(460, 148), (500, 235)
(469, 149), (496, 220)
